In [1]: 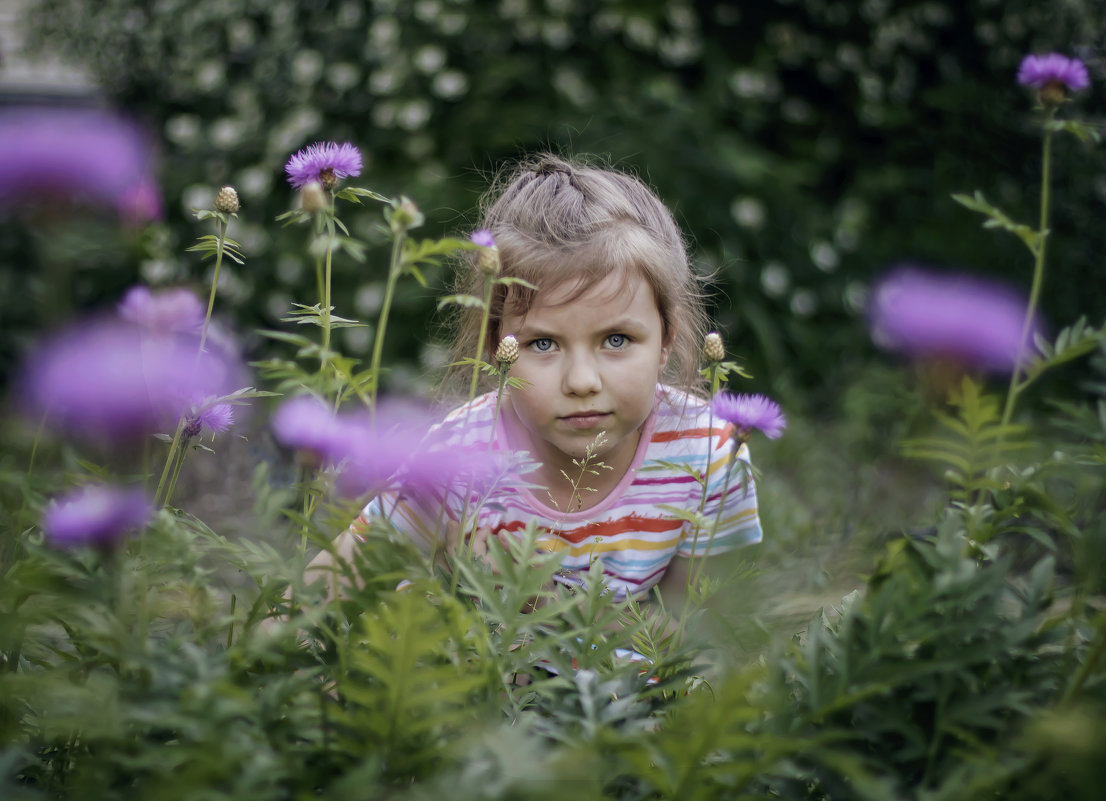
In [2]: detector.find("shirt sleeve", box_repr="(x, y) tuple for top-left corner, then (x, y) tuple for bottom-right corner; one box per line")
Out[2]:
(347, 485), (458, 555)
(676, 431), (762, 558)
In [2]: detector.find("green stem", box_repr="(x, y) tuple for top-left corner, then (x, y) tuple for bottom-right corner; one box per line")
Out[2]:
(687, 364), (719, 591)
(199, 217), (229, 354)
(321, 213), (335, 364)
(367, 231), (406, 411)
(1000, 112), (1054, 430)
(491, 367), (510, 450)
(154, 419), (186, 507)
(162, 435), (192, 508)
(691, 437), (743, 588)
(468, 278), (496, 402)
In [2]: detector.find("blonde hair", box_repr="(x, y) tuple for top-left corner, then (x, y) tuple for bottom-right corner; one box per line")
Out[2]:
(446, 153), (711, 396)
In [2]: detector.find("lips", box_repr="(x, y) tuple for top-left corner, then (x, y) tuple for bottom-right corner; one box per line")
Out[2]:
(559, 411), (610, 429)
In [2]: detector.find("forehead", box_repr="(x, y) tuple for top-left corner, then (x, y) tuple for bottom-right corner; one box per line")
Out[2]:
(505, 271), (660, 329)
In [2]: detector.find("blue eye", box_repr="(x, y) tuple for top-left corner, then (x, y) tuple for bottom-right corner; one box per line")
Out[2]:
(606, 333), (628, 348)
(531, 337), (554, 352)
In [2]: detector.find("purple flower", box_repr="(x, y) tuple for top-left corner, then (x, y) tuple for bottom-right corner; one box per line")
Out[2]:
(471, 229), (496, 248)
(118, 286), (205, 334)
(868, 266), (1041, 373)
(183, 399), (235, 438)
(712, 392), (787, 440)
(17, 317), (244, 441)
(271, 397), (492, 498)
(285, 142), (362, 190)
(272, 396), (342, 462)
(1017, 53), (1090, 91)
(42, 485), (153, 549)
(0, 107), (161, 222)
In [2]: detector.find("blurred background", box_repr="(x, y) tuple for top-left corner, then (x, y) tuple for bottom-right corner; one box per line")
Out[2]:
(1, 0), (1103, 415)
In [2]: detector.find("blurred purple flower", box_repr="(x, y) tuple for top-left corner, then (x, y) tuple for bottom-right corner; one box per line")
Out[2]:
(471, 229), (496, 248)
(272, 397), (493, 498)
(272, 396), (342, 462)
(0, 107), (161, 222)
(118, 285), (205, 334)
(1017, 53), (1090, 91)
(18, 317), (244, 441)
(712, 392), (787, 440)
(285, 142), (362, 190)
(42, 485), (153, 549)
(869, 266), (1041, 373)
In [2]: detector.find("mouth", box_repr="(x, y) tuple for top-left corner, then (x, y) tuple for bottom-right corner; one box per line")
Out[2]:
(558, 411), (610, 429)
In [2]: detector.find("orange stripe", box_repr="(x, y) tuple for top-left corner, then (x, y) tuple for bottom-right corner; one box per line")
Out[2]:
(499, 513), (683, 544)
(651, 426), (720, 443)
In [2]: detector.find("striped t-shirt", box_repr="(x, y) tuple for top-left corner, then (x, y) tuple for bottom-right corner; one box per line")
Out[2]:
(349, 384), (762, 599)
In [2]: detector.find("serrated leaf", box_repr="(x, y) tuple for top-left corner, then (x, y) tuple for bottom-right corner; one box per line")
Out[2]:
(951, 190), (1044, 255)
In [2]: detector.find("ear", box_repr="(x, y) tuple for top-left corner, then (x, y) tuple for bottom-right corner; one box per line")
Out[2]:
(659, 321), (676, 371)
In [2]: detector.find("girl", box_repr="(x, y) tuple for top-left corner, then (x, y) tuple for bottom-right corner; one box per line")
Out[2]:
(327, 154), (762, 605)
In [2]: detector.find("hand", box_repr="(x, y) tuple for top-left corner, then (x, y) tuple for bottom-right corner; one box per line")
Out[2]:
(442, 521), (512, 573)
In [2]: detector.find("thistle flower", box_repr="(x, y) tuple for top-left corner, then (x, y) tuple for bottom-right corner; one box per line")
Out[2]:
(1017, 53), (1090, 105)
(214, 185), (240, 214)
(272, 396), (341, 462)
(471, 229), (500, 275)
(703, 332), (725, 364)
(285, 142), (362, 191)
(42, 485), (153, 549)
(868, 266), (1041, 373)
(495, 335), (519, 368)
(117, 285), (205, 334)
(0, 107), (161, 222)
(272, 396), (492, 498)
(18, 317), (244, 441)
(182, 399), (235, 439)
(712, 392), (787, 441)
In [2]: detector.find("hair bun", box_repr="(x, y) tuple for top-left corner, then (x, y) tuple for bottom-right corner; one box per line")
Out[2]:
(531, 156), (574, 178)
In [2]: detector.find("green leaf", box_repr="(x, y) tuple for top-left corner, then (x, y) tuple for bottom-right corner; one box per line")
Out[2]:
(437, 294), (486, 310)
(951, 190), (1044, 256)
(1045, 118), (1102, 143)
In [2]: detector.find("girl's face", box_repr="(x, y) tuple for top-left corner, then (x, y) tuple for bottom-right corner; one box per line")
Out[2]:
(500, 270), (670, 487)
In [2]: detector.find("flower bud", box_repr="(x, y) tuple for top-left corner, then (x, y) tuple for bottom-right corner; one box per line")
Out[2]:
(477, 248), (500, 276)
(390, 197), (424, 232)
(214, 185), (240, 215)
(301, 181), (327, 214)
(703, 332), (725, 363)
(495, 335), (519, 368)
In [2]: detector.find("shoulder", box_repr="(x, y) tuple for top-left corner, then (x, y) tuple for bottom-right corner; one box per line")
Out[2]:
(647, 385), (717, 448)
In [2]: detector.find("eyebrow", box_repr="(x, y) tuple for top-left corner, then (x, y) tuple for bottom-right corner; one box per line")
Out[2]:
(512, 317), (648, 339)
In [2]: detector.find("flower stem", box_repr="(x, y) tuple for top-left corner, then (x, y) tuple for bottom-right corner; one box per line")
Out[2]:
(687, 365), (719, 591)
(199, 217), (229, 354)
(491, 366), (510, 448)
(1000, 111), (1054, 429)
(469, 277), (496, 402)
(321, 211), (335, 365)
(367, 230), (406, 411)
(163, 435), (192, 508)
(154, 418), (186, 507)
(691, 437), (744, 588)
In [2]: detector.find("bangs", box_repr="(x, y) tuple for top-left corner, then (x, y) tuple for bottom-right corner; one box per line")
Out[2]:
(495, 222), (678, 325)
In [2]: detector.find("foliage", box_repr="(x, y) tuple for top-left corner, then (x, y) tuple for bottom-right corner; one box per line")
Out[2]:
(3, 14), (1106, 799)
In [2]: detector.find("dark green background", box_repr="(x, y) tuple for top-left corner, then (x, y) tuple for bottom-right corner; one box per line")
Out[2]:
(7, 0), (1104, 409)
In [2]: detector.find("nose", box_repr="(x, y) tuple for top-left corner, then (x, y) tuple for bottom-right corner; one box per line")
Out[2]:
(562, 351), (602, 396)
